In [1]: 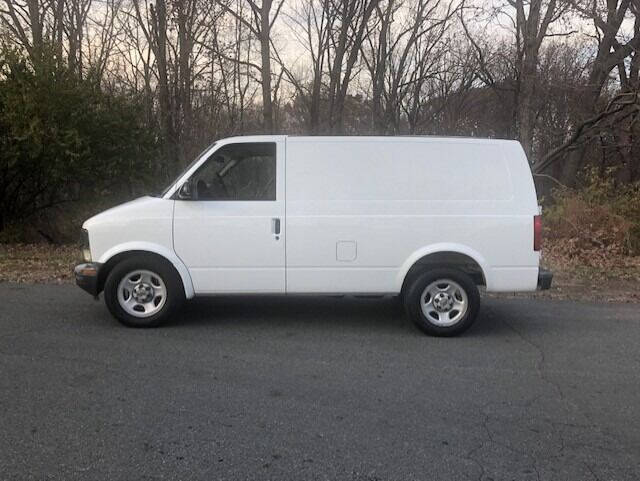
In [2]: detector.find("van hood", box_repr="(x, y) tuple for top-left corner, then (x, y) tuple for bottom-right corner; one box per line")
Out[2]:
(83, 196), (170, 230)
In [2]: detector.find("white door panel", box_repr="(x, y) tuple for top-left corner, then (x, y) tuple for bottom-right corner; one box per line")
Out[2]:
(173, 140), (285, 294)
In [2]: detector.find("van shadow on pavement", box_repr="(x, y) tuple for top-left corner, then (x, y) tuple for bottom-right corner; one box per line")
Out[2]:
(173, 294), (520, 338)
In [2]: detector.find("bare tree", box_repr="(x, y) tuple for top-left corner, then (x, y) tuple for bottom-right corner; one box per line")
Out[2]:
(534, 90), (640, 172)
(130, 0), (175, 174)
(66, 0), (91, 75)
(462, 0), (568, 157)
(554, 0), (640, 181)
(85, 0), (123, 82)
(325, 0), (380, 133)
(216, 0), (284, 133)
(362, 0), (459, 134)
(278, 0), (333, 133)
(1, 0), (64, 66)
(405, 38), (480, 135)
(512, 0), (565, 157)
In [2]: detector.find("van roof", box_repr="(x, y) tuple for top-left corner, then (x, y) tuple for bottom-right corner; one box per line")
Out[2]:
(219, 134), (520, 145)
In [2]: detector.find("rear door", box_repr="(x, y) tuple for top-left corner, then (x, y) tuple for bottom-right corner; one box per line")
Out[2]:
(173, 138), (286, 294)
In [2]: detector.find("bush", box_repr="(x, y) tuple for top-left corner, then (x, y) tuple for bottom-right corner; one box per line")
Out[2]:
(545, 167), (640, 264)
(0, 46), (159, 238)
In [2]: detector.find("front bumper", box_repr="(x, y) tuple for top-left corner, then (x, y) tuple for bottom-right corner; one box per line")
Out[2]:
(74, 262), (102, 296)
(537, 268), (553, 290)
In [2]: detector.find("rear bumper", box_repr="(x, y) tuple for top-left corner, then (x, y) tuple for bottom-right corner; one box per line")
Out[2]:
(74, 262), (102, 296)
(537, 268), (553, 290)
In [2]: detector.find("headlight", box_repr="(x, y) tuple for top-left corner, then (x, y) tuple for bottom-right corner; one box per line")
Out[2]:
(81, 229), (92, 262)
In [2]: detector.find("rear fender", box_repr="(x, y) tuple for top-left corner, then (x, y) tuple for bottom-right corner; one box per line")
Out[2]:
(396, 243), (490, 292)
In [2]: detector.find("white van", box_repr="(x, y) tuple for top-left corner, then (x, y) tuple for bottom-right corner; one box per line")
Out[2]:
(75, 136), (551, 336)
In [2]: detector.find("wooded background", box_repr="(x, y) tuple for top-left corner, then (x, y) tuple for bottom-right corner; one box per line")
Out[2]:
(0, 0), (639, 247)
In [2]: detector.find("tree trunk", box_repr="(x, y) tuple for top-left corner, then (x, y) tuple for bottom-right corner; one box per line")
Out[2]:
(260, 33), (273, 133)
(177, 0), (192, 164)
(309, 69), (322, 133)
(151, 0), (176, 177)
(518, 59), (537, 157)
(371, 3), (391, 134)
(27, 0), (44, 66)
(560, 65), (611, 184)
(260, 1), (274, 133)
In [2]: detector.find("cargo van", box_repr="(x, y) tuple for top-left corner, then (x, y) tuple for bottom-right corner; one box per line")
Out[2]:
(75, 136), (552, 336)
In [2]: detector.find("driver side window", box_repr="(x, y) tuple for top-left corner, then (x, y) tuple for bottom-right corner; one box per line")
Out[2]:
(191, 142), (276, 201)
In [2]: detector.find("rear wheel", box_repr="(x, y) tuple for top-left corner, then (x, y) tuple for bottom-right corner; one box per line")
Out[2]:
(104, 255), (184, 327)
(404, 268), (480, 336)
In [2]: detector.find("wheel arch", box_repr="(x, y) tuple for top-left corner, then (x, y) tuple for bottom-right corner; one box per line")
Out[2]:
(97, 243), (195, 298)
(397, 244), (489, 294)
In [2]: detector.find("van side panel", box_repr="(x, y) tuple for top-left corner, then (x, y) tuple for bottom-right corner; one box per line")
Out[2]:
(285, 137), (539, 293)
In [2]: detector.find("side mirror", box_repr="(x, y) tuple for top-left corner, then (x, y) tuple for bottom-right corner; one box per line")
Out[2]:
(178, 180), (193, 200)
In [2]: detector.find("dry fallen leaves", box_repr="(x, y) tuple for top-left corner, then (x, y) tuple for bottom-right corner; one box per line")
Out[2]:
(0, 244), (79, 284)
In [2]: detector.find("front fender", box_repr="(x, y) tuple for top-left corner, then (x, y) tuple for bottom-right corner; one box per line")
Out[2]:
(98, 242), (195, 299)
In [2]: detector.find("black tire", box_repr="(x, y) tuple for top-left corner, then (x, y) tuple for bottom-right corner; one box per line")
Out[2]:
(403, 267), (480, 337)
(103, 254), (185, 328)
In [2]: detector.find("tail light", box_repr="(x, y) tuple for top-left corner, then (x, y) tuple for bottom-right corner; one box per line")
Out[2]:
(534, 215), (542, 251)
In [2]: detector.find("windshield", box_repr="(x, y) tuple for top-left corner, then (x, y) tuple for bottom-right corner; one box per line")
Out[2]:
(157, 142), (217, 197)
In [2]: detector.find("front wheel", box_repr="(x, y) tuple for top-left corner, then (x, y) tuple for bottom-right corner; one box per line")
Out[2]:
(104, 255), (185, 327)
(404, 268), (480, 337)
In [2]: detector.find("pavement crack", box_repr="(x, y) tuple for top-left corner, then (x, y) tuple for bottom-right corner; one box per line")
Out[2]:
(585, 463), (603, 481)
(496, 309), (638, 474)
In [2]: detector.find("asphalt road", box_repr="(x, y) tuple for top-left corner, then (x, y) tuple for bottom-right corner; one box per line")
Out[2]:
(1, 284), (639, 481)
